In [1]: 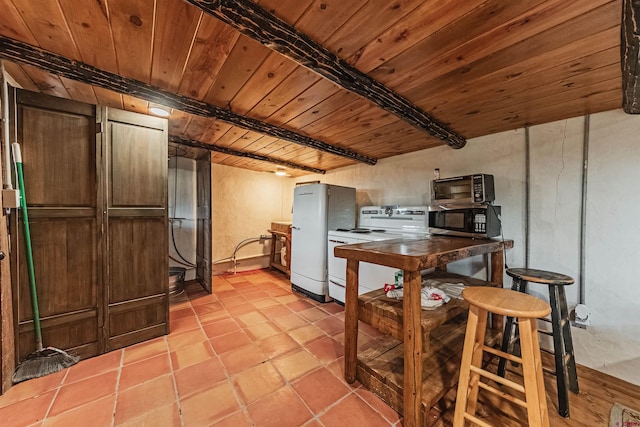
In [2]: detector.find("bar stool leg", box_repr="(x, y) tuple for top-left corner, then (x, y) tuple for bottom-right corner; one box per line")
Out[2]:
(498, 278), (527, 377)
(453, 305), (487, 426)
(557, 286), (579, 394)
(549, 285), (578, 418)
(519, 317), (550, 427)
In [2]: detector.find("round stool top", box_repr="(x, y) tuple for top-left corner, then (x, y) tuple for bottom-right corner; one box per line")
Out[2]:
(462, 287), (551, 318)
(506, 268), (574, 286)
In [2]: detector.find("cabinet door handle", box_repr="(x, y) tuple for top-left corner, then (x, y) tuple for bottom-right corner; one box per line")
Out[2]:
(0, 251), (4, 260)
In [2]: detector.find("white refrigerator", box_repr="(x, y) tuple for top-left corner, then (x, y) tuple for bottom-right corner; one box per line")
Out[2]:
(290, 183), (356, 302)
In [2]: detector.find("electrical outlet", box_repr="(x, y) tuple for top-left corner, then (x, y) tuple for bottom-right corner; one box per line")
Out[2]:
(571, 304), (591, 329)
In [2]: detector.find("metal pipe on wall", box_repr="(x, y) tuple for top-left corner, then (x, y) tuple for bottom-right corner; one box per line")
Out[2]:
(524, 126), (530, 268)
(579, 115), (590, 305)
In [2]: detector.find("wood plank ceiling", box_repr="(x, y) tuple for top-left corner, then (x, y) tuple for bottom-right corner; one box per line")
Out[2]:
(0, 0), (622, 177)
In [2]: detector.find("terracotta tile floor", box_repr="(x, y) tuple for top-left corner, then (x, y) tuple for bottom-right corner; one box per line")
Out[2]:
(0, 269), (402, 426)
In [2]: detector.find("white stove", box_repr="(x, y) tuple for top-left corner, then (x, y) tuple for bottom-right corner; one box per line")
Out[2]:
(327, 205), (429, 304)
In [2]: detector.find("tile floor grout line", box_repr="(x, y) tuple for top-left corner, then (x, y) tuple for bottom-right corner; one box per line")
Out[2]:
(164, 327), (187, 427)
(109, 347), (126, 427)
(41, 367), (71, 423)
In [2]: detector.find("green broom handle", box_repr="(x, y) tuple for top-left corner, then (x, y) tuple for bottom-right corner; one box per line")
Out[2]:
(12, 143), (43, 351)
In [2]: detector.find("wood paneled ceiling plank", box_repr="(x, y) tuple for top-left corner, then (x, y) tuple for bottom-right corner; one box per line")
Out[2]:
(183, 115), (217, 141)
(0, 35), (375, 164)
(9, 0), (79, 58)
(107, 0), (155, 83)
(254, 0), (311, 24)
(314, 108), (398, 142)
(297, 97), (382, 136)
(458, 77), (622, 130)
(438, 63), (621, 124)
(121, 94), (148, 115)
(467, 90), (621, 137)
(348, 0), (486, 73)
(322, 0), (424, 61)
(285, 90), (362, 130)
(382, 0), (614, 96)
(0, 0), (37, 45)
(169, 134), (325, 174)
(1, 61), (38, 91)
(426, 45), (620, 118)
(168, 110), (195, 135)
(202, 34), (270, 107)
(177, 16), (240, 100)
(265, 79), (340, 126)
(248, 68), (321, 120)
(59, 77), (98, 105)
(200, 121), (234, 143)
(237, 134), (280, 153)
(293, 0), (368, 45)
(226, 130), (264, 151)
(368, 0), (549, 89)
(407, 1), (620, 101)
(622, 0), (640, 113)
(356, 133), (439, 159)
(16, 63), (70, 98)
(185, 0), (467, 149)
(92, 87), (124, 110)
(151, 1), (202, 91)
(57, 0), (119, 73)
(339, 120), (425, 152)
(230, 52), (299, 115)
(209, 126), (251, 148)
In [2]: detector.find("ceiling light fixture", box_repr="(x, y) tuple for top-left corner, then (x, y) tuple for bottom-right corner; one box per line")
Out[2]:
(149, 103), (171, 117)
(275, 166), (288, 176)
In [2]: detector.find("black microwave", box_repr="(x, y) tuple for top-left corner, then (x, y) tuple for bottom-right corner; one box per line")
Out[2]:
(431, 174), (495, 205)
(428, 205), (501, 238)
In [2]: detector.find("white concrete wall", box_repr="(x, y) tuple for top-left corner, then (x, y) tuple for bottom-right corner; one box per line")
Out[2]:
(278, 110), (640, 385)
(168, 157), (197, 281)
(211, 163), (291, 273)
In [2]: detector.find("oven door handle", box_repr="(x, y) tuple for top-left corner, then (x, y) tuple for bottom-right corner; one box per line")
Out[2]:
(329, 239), (348, 244)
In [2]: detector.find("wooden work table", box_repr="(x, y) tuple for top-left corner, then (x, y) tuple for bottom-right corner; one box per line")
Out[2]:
(334, 235), (513, 427)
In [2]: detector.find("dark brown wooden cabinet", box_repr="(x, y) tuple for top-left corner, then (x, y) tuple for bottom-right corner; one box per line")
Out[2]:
(9, 89), (168, 362)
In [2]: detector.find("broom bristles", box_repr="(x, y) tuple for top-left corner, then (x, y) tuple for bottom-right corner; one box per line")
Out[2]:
(12, 347), (79, 384)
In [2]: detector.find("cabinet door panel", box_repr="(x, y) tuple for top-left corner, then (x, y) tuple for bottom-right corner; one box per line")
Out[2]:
(19, 106), (95, 207)
(109, 123), (166, 208)
(108, 217), (166, 303)
(16, 218), (97, 320)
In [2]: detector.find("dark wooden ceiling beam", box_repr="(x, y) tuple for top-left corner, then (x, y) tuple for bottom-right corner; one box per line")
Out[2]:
(622, 0), (640, 113)
(0, 35), (375, 165)
(169, 135), (326, 174)
(184, 0), (467, 149)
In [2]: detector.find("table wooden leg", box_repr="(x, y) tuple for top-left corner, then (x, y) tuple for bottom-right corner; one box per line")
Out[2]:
(344, 259), (360, 384)
(403, 270), (422, 427)
(490, 250), (505, 332)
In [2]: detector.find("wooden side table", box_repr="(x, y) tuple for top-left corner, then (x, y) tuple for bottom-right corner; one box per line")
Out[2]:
(335, 236), (513, 427)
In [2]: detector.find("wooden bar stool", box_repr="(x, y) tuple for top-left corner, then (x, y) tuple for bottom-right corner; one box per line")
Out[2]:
(498, 268), (579, 418)
(454, 287), (551, 427)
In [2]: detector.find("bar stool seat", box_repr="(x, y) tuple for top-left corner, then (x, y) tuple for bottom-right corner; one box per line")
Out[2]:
(498, 268), (579, 418)
(454, 287), (551, 427)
